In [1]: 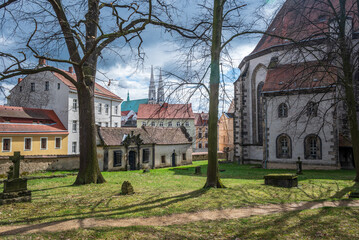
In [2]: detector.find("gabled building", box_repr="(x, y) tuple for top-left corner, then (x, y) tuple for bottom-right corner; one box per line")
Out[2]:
(137, 103), (196, 147)
(194, 112), (209, 152)
(233, 0), (358, 169)
(7, 59), (122, 154)
(0, 105), (68, 156)
(97, 126), (192, 170)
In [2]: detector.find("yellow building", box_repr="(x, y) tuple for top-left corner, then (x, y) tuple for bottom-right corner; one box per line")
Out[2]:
(218, 112), (234, 152)
(0, 105), (68, 156)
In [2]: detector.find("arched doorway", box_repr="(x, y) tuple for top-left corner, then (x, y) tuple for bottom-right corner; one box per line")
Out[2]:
(171, 152), (176, 167)
(129, 151), (136, 170)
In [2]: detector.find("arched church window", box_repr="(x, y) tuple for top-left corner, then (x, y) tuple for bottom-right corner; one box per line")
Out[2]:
(257, 82), (264, 145)
(278, 103), (288, 118)
(304, 134), (322, 159)
(306, 101), (318, 117)
(276, 134), (292, 158)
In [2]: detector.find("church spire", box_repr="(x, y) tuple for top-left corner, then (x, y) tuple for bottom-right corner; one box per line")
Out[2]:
(127, 91), (130, 101)
(157, 68), (164, 105)
(148, 65), (156, 104)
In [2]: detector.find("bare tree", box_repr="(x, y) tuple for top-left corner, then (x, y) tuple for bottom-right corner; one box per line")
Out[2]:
(0, 0), (197, 184)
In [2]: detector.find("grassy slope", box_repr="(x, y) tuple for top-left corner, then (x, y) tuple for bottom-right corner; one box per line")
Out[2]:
(0, 161), (357, 227)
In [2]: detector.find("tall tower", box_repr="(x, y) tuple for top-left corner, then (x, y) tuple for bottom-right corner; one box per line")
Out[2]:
(157, 68), (165, 105)
(148, 65), (156, 104)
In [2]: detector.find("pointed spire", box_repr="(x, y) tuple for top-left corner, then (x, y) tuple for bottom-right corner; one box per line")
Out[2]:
(148, 65), (156, 104)
(127, 91), (130, 101)
(157, 68), (165, 104)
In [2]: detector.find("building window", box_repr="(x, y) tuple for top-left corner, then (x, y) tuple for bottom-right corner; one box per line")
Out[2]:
(151, 121), (155, 126)
(45, 81), (49, 91)
(73, 99), (77, 112)
(113, 150), (122, 167)
(304, 135), (322, 159)
(276, 134), (291, 158)
(2, 138), (11, 152)
(98, 122), (101, 127)
(278, 103), (288, 118)
(198, 131), (202, 138)
(176, 122), (181, 127)
(57, 83), (61, 89)
(72, 120), (77, 132)
(182, 153), (186, 161)
(55, 137), (61, 149)
(205, 131), (208, 138)
(159, 122), (164, 127)
(24, 138), (32, 151)
(98, 103), (102, 114)
(205, 142), (208, 148)
(198, 143), (202, 149)
(306, 101), (318, 117)
(142, 122), (147, 126)
(257, 82), (264, 145)
(185, 122), (190, 127)
(161, 155), (166, 164)
(19, 86), (22, 92)
(40, 138), (47, 150)
(115, 106), (118, 115)
(168, 121), (172, 127)
(114, 122), (118, 127)
(105, 122), (109, 127)
(30, 83), (35, 92)
(143, 149), (150, 163)
(72, 142), (77, 153)
(105, 104), (109, 115)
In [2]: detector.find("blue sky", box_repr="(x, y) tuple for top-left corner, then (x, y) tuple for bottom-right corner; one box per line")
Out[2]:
(0, 0), (284, 113)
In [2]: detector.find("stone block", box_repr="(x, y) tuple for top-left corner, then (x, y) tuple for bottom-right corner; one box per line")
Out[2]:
(0, 190), (31, 205)
(4, 178), (28, 193)
(264, 174), (298, 188)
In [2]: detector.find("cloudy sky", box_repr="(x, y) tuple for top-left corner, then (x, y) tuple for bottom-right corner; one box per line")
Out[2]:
(0, 0), (284, 113)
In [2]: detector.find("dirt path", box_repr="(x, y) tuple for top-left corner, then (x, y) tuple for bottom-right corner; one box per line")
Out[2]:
(1, 200), (359, 236)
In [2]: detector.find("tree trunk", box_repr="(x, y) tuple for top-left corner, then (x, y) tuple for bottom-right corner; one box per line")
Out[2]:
(74, 78), (106, 185)
(204, 0), (225, 188)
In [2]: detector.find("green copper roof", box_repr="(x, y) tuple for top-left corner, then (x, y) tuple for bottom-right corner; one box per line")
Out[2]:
(121, 98), (149, 112)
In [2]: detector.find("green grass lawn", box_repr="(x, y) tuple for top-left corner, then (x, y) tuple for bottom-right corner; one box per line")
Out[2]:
(4, 207), (359, 239)
(0, 161), (357, 227)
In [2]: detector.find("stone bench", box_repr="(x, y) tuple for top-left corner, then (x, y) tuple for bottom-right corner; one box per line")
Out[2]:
(264, 174), (298, 188)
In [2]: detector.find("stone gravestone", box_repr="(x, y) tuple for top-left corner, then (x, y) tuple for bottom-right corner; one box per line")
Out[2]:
(121, 181), (134, 195)
(0, 152), (31, 205)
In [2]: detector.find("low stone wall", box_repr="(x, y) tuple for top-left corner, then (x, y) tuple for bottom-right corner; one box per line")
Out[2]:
(0, 155), (80, 176)
(192, 152), (226, 161)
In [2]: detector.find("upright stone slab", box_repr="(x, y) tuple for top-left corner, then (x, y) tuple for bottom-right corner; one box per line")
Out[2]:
(1, 152), (31, 205)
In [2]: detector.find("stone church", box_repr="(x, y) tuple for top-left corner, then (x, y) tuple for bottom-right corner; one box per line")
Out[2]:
(233, 0), (358, 169)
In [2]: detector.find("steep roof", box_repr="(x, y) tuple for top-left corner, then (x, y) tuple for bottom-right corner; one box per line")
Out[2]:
(262, 63), (336, 93)
(0, 105), (68, 134)
(250, 0), (358, 56)
(52, 70), (122, 101)
(121, 98), (149, 112)
(194, 112), (209, 126)
(137, 103), (195, 120)
(98, 126), (192, 146)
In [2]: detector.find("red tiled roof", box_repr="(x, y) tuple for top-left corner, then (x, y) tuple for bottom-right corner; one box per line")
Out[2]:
(262, 63), (336, 92)
(137, 103), (195, 120)
(52, 71), (122, 101)
(0, 105), (68, 134)
(194, 112), (209, 126)
(251, 0), (358, 55)
(121, 111), (130, 116)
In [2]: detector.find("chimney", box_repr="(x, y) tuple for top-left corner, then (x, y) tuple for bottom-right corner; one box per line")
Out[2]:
(39, 58), (46, 66)
(69, 66), (73, 73)
(18, 78), (23, 84)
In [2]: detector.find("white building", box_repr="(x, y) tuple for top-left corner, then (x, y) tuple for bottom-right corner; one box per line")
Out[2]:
(233, 0), (358, 169)
(7, 59), (122, 154)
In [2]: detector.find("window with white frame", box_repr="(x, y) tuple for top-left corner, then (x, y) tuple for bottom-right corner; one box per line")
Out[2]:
(73, 99), (77, 111)
(72, 120), (77, 132)
(159, 122), (164, 127)
(115, 106), (118, 115)
(40, 138), (47, 150)
(151, 121), (155, 126)
(55, 137), (61, 149)
(24, 137), (32, 151)
(185, 122), (190, 127)
(105, 104), (109, 114)
(2, 138), (11, 152)
(176, 122), (181, 127)
(105, 122), (109, 127)
(72, 142), (77, 153)
(142, 122), (147, 126)
(98, 103), (102, 114)
(114, 122), (118, 127)
(168, 121), (172, 127)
